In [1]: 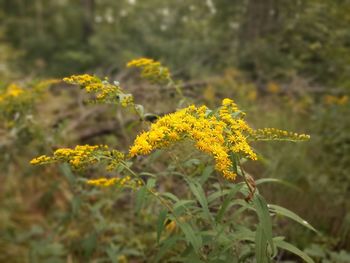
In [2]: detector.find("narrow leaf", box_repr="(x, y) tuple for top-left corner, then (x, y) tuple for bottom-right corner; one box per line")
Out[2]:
(186, 179), (212, 221)
(268, 204), (317, 233)
(275, 239), (314, 263)
(177, 222), (202, 253)
(135, 186), (147, 213)
(256, 178), (301, 191)
(156, 209), (168, 243)
(253, 194), (275, 256)
(216, 186), (240, 222)
(255, 224), (269, 263)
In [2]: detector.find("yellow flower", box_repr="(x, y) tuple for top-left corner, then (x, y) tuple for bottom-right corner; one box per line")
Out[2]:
(251, 128), (310, 142)
(63, 74), (134, 106)
(31, 145), (124, 170)
(6, 84), (24, 97)
(128, 99), (256, 180)
(30, 155), (51, 165)
(31, 95), (309, 183)
(127, 98), (309, 181)
(86, 176), (137, 189)
(127, 58), (170, 84)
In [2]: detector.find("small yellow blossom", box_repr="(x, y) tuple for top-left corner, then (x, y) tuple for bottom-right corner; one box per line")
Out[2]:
(0, 84), (24, 102)
(128, 98), (309, 181)
(30, 145), (125, 170)
(87, 176), (132, 187)
(6, 84), (24, 97)
(251, 128), (310, 141)
(30, 155), (52, 165)
(128, 99), (256, 180)
(30, 94), (309, 183)
(127, 58), (170, 84)
(63, 74), (134, 106)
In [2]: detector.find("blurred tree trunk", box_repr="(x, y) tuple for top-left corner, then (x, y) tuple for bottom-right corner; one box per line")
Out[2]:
(81, 0), (95, 41)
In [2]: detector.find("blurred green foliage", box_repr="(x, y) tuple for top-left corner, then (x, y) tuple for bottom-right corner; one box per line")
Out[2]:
(0, 0), (350, 262)
(0, 0), (350, 89)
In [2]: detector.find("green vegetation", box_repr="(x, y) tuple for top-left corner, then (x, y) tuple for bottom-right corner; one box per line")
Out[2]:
(0, 1), (349, 262)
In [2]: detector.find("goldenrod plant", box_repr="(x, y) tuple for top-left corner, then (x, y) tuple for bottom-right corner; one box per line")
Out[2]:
(30, 58), (315, 262)
(0, 79), (58, 166)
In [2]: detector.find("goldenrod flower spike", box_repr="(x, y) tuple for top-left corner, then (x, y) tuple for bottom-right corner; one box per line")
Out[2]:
(128, 98), (257, 180)
(63, 74), (134, 106)
(251, 128), (310, 142)
(31, 97), (309, 183)
(127, 57), (171, 84)
(0, 84), (24, 102)
(30, 145), (125, 171)
(87, 176), (132, 187)
(128, 98), (310, 181)
(30, 155), (52, 165)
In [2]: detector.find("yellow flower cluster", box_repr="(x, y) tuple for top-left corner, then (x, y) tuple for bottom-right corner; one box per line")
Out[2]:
(219, 98), (257, 160)
(5, 84), (24, 97)
(129, 99), (258, 180)
(63, 74), (99, 87)
(0, 80), (58, 125)
(0, 84), (24, 102)
(251, 128), (310, 141)
(63, 74), (134, 106)
(30, 155), (52, 165)
(29, 93), (311, 185)
(127, 58), (170, 84)
(323, 95), (348, 106)
(31, 145), (125, 170)
(87, 176), (133, 187)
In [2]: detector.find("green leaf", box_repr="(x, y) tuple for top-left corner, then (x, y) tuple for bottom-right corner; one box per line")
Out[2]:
(255, 224), (269, 263)
(230, 226), (255, 242)
(208, 183), (243, 204)
(199, 165), (214, 184)
(215, 186), (240, 222)
(268, 204), (317, 232)
(105, 244), (120, 263)
(173, 200), (196, 214)
(256, 178), (301, 191)
(207, 189), (229, 204)
(147, 178), (156, 189)
(275, 239), (314, 263)
(186, 179), (212, 221)
(139, 172), (157, 178)
(135, 186), (147, 213)
(161, 192), (180, 202)
(253, 194), (275, 257)
(177, 222), (202, 253)
(156, 209), (168, 243)
(154, 236), (181, 263)
(59, 163), (76, 185)
(81, 232), (97, 258)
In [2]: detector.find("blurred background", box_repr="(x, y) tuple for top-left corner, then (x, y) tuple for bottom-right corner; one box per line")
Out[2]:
(0, 0), (349, 262)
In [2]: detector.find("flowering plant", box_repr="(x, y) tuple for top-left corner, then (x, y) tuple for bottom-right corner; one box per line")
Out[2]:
(31, 58), (315, 262)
